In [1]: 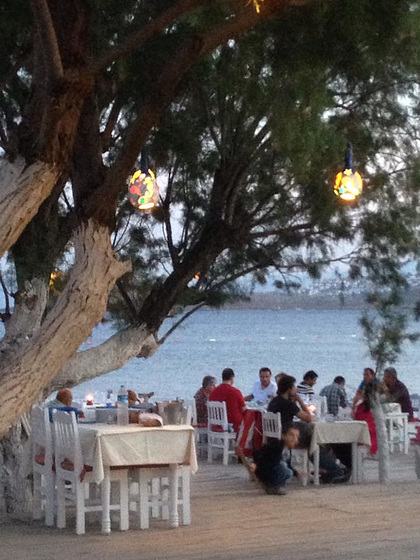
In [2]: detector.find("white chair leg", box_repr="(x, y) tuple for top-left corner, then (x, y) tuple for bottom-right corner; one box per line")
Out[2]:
(301, 453), (308, 487)
(161, 478), (169, 520)
(75, 483), (86, 535)
(181, 467), (191, 525)
(208, 436), (213, 463)
(223, 437), (229, 466)
(45, 474), (55, 526)
(119, 471), (129, 531)
(32, 472), (43, 520)
(151, 478), (160, 518)
(138, 472), (150, 529)
(56, 480), (66, 529)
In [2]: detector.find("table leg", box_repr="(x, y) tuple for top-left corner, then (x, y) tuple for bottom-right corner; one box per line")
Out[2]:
(313, 445), (320, 486)
(404, 417), (409, 455)
(168, 465), (179, 528)
(101, 466), (111, 535)
(351, 443), (358, 484)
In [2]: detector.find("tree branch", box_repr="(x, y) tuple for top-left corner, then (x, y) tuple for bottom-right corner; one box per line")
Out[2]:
(89, 0), (209, 73)
(100, 0), (288, 206)
(116, 278), (138, 321)
(158, 301), (206, 345)
(30, 0), (64, 81)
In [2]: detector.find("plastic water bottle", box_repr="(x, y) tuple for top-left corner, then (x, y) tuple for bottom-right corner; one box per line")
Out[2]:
(106, 389), (113, 407)
(117, 385), (129, 425)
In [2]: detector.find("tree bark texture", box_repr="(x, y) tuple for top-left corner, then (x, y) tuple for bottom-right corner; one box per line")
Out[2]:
(0, 278), (48, 351)
(50, 328), (158, 392)
(0, 157), (59, 259)
(0, 220), (131, 437)
(0, 423), (32, 518)
(372, 398), (390, 484)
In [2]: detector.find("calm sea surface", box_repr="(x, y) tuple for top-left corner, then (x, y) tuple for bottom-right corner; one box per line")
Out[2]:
(70, 309), (420, 402)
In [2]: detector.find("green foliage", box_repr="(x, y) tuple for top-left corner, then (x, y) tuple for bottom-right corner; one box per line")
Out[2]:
(361, 288), (420, 374)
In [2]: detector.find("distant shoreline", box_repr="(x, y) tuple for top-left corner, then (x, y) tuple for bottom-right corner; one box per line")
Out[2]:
(216, 289), (420, 312)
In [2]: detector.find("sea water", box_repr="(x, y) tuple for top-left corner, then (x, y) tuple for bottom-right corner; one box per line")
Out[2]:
(70, 309), (420, 402)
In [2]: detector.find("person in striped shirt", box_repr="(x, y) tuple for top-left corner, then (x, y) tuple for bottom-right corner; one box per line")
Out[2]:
(297, 370), (318, 399)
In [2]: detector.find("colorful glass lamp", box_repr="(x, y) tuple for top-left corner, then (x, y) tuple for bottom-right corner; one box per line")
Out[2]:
(128, 152), (159, 211)
(333, 143), (363, 202)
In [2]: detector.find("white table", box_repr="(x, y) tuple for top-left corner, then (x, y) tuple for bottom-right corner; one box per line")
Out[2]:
(78, 423), (198, 533)
(309, 420), (371, 485)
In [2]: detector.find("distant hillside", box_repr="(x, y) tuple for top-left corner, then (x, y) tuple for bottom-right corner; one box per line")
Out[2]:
(220, 288), (420, 311)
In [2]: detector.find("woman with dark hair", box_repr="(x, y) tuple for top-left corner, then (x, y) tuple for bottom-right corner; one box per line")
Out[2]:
(353, 382), (378, 455)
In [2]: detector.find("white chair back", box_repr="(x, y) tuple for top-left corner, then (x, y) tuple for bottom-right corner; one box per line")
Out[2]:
(207, 401), (229, 431)
(262, 411), (282, 442)
(31, 405), (53, 467)
(185, 404), (194, 425)
(53, 410), (83, 476)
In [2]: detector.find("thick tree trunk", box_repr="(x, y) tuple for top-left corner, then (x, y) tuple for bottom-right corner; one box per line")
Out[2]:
(371, 397), (390, 483)
(0, 220), (130, 437)
(0, 157), (59, 259)
(0, 423), (32, 519)
(50, 328), (158, 391)
(0, 278), (48, 350)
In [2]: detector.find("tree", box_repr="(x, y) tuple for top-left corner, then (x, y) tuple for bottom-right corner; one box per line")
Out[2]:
(0, 0), (420, 511)
(0, 0), (302, 439)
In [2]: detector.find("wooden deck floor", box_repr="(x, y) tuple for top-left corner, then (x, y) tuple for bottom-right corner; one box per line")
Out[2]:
(1, 449), (420, 560)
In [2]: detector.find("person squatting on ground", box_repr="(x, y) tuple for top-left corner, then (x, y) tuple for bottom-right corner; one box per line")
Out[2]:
(252, 424), (301, 495)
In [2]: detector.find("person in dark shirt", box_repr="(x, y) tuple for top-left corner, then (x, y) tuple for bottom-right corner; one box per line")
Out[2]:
(268, 374), (313, 425)
(253, 424), (300, 495)
(194, 375), (217, 425)
(384, 366), (413, 420)
(268, 374), (347, 483)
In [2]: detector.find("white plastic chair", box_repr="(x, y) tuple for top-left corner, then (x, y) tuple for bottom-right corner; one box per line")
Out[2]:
(384, 411), (409, 454)
(53, 410), (129, 535)
(31, 406), (55, 526)
(262, 411), (282, 443)
(184, 399), (207, 456)
(207, 401), (237, 465)
(129, 465), (191, 529)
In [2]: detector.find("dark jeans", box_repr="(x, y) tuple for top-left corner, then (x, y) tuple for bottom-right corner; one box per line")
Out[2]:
(272, 460), (293, 487)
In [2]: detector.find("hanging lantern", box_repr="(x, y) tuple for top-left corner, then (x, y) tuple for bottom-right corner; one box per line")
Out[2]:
(333, 143), (363, 202)
(248, 0), (265, 13)
(128, 168), (159, 211)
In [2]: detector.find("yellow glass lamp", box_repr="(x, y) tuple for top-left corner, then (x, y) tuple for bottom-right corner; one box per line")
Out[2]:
(128, 168), (159, 211)
(248, 0), (265, 13)
(333, 144), (363, 202)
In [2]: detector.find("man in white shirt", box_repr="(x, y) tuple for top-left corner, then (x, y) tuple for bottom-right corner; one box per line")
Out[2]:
(245, 367), (277, 404)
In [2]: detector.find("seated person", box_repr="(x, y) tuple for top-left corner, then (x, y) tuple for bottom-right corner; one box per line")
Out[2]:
(45, 388), (79, 420)
(194, 375), (217, 425)
(383, 366), (413, 420)
(352, 367), (378, 408)
(353, 382), (377, 456)
(268, 374), (313, 427)
(297, 370), (318, 399)
(46, 388), (73, 408)
(320, 376), (348, 416)
(252, 424), (300, 495)
(209, 368), (246, 433)
(245, 367), (277, 404)
(268, 375), (348, 483)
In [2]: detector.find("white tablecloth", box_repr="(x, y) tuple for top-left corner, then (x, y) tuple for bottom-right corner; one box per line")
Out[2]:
(78, 423), (198, 484)
(309, 420), (371, 455)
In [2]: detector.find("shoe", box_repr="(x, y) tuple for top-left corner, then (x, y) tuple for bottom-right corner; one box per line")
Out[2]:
(330, 471), (351, 484)
(266, 486), (287, 495)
